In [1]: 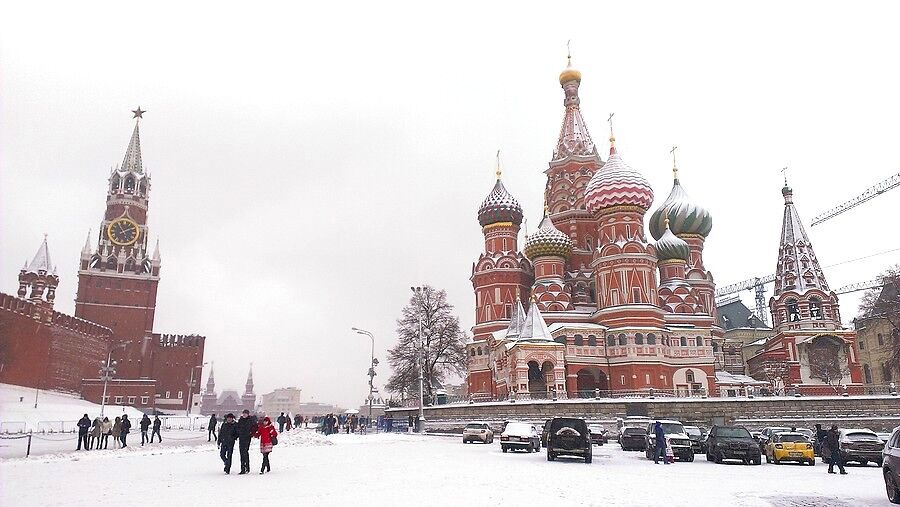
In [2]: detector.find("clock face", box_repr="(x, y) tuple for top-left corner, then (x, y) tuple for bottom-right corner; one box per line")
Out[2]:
(107, 218), (140, 246)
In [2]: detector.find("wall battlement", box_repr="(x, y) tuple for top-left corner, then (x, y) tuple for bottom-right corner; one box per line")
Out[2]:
(153, 333), (205, 348)
(0, 292), (112, 338)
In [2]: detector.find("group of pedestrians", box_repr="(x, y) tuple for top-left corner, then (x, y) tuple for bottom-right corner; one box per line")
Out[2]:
(76, 413), (132, 450)
(139, 414), (163, 445)
(216, 409), (280, 475)
(275, 412), (309, 432)
(318, 413), (367, 435)
(816, 423), (849, 475)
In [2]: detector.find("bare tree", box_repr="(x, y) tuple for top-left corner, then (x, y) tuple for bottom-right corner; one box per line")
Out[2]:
(807, 340), (851, 393)
(385, 286), (468, 404)
(858, 265), (900, 374)
(761, 359), (790, 394)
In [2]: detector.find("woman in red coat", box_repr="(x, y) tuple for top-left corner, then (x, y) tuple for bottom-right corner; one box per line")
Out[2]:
(254, 416), (278, 474)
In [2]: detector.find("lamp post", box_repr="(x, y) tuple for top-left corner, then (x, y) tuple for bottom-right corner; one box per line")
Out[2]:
(98, 350), (118, 418)
(351, 327), (377, 430)
(411, 286), (426, 432)
(186, 362), (208, 416)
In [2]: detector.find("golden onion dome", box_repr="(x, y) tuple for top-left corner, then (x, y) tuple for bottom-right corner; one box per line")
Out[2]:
(559, 61), (582, 84)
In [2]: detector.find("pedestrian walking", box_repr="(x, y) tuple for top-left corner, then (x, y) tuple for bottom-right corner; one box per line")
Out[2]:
(120, 414), (131, 447)
(217, 413), (238, 474)
(100, 417), (112, 449)
(653, 421), (667, 464)
(112, 417), (122, 448)
(89, 417), (102, 450)
(254, 416), (278, 474)
(236, 409), (255, 474)
(826, 424), (847, 475)
(294, 414), (302, 429)
(285, 415), (292, 432)
(140, 414), (152, 446)
(277, 412), (286, 432)
(208, 413), (218, 442)
(151, 415), (162, 443)
(76, 414), (91, 450)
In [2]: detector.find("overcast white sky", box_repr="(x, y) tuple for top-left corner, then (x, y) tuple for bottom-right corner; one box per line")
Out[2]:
(2, 2), (898, 409)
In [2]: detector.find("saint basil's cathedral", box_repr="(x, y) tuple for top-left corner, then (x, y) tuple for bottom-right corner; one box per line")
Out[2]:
(466, 57), (862, 398)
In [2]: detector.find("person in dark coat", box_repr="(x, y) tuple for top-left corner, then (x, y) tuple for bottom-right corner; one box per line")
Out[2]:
(277, 412), (286, 432)
(653, 421), (667, 464)
(120, 414), (131, 447)
(208, 414), (218, 442)
(293, 414), (302, 429)
(217, 413), (238, 474)
(76, 414), (91, 450)
(151, 416), (162, 443)
(826, 424), (847, 474)
(140, 414), (152, 446)
(236, 409), (255, 474)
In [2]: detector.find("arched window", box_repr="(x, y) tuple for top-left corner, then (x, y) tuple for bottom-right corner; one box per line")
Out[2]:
(587, 335), (597, 347)
(680, 336), (688, 347)
(554, 336), (566, 345)
(138, 180), (147, 196)
(863, 364), (873, 384)
(786, 298), (800, 322)
(574, 335), (583, 346)
(686, 369), (696, 383)
(809, 297), (823, 320)
(635, 333), (644, 345)
(618, 333), (627, 346)
(647, 333), (656, 345)
(124, 176), (135, 193)
(606, 336), (615, 347)
(477, 347), (483, 356)
(470, 349), (476, 357)
(106, 257), (117, 270)
(696, 336), (704, 347)
(110, 175), (120, 193)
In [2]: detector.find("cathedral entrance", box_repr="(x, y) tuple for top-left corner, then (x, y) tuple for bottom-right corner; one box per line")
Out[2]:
(527, 361), (554, 398)
(576, 367), (608, 395)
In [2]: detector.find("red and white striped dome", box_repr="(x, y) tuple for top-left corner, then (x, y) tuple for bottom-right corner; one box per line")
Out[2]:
(585, 149), (654, 213)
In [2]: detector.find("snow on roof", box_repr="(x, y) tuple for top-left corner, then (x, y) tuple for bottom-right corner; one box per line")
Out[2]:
(715, 371), (769, 385)
(547, 322), (607, 333)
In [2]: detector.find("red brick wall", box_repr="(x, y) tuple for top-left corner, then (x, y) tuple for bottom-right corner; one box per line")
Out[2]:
(82, 378), (156, 411)
(150, 334), (206, 411)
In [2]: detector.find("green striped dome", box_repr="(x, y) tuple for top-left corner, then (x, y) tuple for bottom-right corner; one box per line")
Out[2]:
(649, 178), (712, 240)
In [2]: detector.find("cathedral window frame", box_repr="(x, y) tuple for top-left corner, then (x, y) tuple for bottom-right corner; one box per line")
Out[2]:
(680, 336), (688, 347)
(695, 336), (704, 347)
(647, 333), (656, 345)
(808, 297), (823, 320)
(635, 333), (644, 345)
(574, 335), (583, 346)
(587, 335), (597, 347)
(618, 333), (627, 346)
(786, 298), (800, 322)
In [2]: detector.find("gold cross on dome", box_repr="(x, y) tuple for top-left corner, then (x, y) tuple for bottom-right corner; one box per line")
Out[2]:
(670, 145), (678, 178)
(781, 166), (789, 185)
(495, 149), (501, 179)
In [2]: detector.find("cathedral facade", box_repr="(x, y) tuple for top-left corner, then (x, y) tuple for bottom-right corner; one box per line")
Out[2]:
(467, 58), (721, 399)
(0, 111), (206, 413)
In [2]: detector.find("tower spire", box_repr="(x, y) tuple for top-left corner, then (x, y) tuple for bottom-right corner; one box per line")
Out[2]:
(608, 113), (616, 155)
(27, 234), (53, 273)
(495, 149), (501, 180)
(245, 363), (254, 394)
(773, 183), (830, 296)
(554, 49), (595, 160)
(81, 230), (93, 257)
(122, 108), (145, 174)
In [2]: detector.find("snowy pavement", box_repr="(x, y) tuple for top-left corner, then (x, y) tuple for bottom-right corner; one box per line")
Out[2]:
(0, 430), (888, 506)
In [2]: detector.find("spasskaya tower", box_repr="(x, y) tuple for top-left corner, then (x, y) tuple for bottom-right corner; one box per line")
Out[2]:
(75, 108), (160, 377)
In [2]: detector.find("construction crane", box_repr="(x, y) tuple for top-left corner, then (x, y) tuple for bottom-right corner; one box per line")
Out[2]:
(715, 276), (885, 325)
(810, 172), (900, 226)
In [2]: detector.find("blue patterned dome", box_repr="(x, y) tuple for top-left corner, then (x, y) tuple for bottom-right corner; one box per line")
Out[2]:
(649, 177), (712, 240)
(478, 179), (523, 227)
(524, 214), (573, 260)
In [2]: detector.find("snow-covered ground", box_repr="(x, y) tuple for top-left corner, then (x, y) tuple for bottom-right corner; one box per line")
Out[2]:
(0, 383), (146, 433)
(0, 430), (888, 506)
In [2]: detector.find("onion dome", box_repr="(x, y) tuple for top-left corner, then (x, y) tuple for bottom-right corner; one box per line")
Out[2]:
(559, 58), (582, 84)
(584, 140), (654, 213)
(648, 174), (712, 240)
(523, 211), (573, 260)
(478, 178), (523, 227)
(655, 219), (691, 262)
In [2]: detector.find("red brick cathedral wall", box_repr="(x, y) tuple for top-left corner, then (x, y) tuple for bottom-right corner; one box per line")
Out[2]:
(152, 334), (206, 411)
(0, 293), (111, 393)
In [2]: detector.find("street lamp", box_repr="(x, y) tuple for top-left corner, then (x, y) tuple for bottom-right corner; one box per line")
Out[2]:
(186, 362), (209, 416)
(351, 327), (378, 430)
(99, 338), (146, 417)
(410, 286), (426, 432)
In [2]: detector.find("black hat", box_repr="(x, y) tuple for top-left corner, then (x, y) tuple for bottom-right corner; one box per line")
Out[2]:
(226, 413), (235, 419)
(242, 409), (250, 414)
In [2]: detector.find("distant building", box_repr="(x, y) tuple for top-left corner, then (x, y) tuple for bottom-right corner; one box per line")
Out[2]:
(259, 387), (303, 417)
(200, 364), (256, 415)
(294, 402), (345, 417)
(854, 283), (898, 385)
(717, 297), (774, 375)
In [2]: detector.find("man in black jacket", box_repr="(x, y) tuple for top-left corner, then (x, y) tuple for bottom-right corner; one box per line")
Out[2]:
(217, 413), (238, 474)
(77, 414), (91, 450)
(277, 412), (286, 432)
(151, 416), (162, 443)
(140, 414), (152, 445)
(826, 424), (847, 475)
(120, 414), (132, 447)
(236, 409), (255, 474)
(208, 413), (218, 442)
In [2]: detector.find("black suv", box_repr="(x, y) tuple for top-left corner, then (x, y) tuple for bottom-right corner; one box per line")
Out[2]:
(546, 417), (592, 463)
(620, 427), (647, 451)
(706, 425), (761, 465)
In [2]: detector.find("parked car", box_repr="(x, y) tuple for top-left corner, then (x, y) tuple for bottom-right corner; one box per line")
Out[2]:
(878, 432), (892, 446)
(462, 422), (494, 444)
(588, 424), (608, 446)
(684, 426), (704, 454)
(883, 426), (900, 504)
(500, 422), (541, 453)
(644, 420), (694, 462)
(765, 432), (815, 465)
(546, 417), (592, 463)
(706, 425), (761, 465)
(620, 427), (646, 451)
(830, 428), (884, 466)
(617, 416), (650, 445)
(757, 426), (791, 452)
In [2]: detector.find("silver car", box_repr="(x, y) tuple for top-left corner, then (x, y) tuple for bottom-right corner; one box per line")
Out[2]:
(462, 422), (494, 444)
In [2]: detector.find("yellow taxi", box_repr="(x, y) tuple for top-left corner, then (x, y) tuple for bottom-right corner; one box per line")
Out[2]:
(764, 432), (815, 465)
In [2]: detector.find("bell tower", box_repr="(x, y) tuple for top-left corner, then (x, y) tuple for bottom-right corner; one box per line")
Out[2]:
(74, 108), (160, 378)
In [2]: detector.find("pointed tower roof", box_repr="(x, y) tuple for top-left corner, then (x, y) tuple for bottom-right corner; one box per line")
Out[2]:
(26, 235), (53, 274)
(244, 364), (254, 394)
(503, 296), (527, 340)
(773, 183), (830, 296)
(518, 297), (555, 343)
(206, 363), (216, 391)
(152, 239), (161, 261)
(121, 110), (144, 174)
(553, 53), (597, 161)
(81, 230), (93, 256)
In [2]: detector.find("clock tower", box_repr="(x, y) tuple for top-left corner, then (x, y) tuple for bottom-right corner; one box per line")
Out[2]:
(75, 108), (160, 378)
